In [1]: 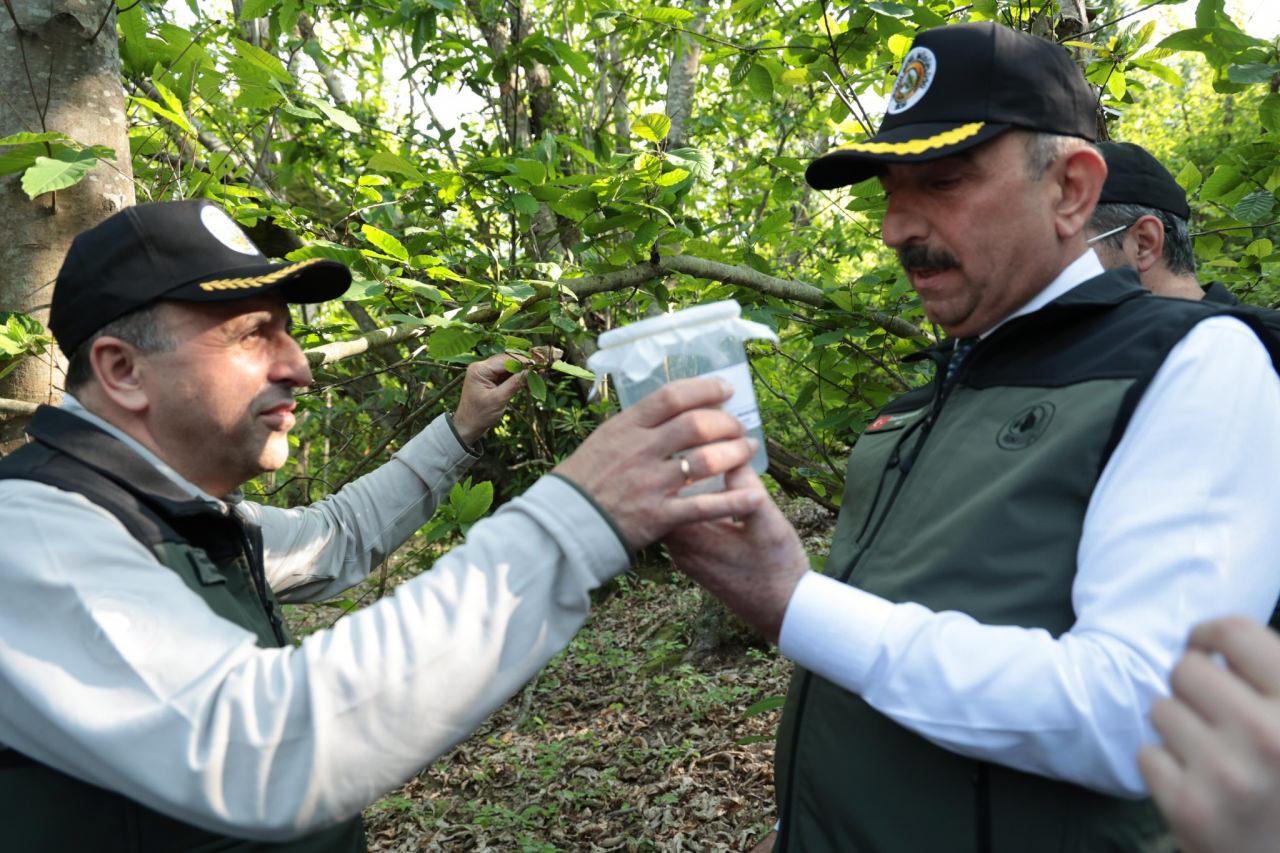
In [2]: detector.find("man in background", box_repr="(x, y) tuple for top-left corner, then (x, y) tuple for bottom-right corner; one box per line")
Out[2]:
(1087, 139), (1280, 333)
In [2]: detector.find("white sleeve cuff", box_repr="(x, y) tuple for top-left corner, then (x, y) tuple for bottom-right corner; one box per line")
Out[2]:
(778, 572), (895, 693)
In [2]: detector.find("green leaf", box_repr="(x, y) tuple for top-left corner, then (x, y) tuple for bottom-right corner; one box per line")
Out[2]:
(360, 225), (408, 261)
(341, 278), (384, 301)
(233, 38), (293, 84)
(21, 150), (101, 199)
(0, 143), (43, 177)
(1200, 165), (1242, 202)
(131, 87), (198, 137)
(0, 131), (70, 146)
(667, 148), (714, 179)
(239, 0), (274, 19)
(306, 96), (361, 134)
(643, 7), (695, 23)
(633, 113), (672, 144)
(367, 151), (425, 181)
(454, 480), (494, 524)
(507, 158), (547, 185)
(1175, 162), (1202, 194)
(429, 326), (481, 359)
(1104, 70), (1126, 101)
(280, 101), (322, 120)
(1245, 238), (1274, 257)
(868, 1), (913, 17)
(550, 188), (597, 220)
(512, 192), (541, 215)
(1227, 63), (1276, 84)
(656, 167), (690, 187)
(780, 68), (810, 86)
(550, 360), (595, 380)
(527, 371), (547, 401)
(1261, 94), (1280, 135)
(742, 696), (786, 717)
(1233, 191), (1276, 224)
(746, 63), (774, 99)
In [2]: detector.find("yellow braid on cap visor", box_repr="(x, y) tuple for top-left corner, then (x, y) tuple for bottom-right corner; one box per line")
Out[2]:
(197, 257), (329, 292)
(837, 122), (986, 156)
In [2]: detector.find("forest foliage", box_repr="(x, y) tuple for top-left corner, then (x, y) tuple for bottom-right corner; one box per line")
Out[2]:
(1, 0), (1277, 527)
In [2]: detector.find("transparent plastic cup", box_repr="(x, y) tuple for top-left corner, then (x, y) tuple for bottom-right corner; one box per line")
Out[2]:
(587, 300), (776, 493)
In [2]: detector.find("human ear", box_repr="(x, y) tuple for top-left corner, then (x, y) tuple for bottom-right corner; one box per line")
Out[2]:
(1129, 215), (1166, 274)
(1053, 146), (1108, 242)
(90, 338), (149, 414)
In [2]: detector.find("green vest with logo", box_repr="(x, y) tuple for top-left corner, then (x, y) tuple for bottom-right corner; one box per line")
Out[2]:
(773, 270), (1280, 852)
(0, 406), (366, 852)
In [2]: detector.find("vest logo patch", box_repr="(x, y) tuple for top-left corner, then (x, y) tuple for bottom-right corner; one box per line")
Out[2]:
(867, 411), (918, 433)
(997, 402), (1055, 450)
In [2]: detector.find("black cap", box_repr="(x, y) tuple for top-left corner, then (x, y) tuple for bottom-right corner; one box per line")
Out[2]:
(51, 200), (351, 353)
(806, 23), (1097, 190)
(1096, 141), (1191, 220)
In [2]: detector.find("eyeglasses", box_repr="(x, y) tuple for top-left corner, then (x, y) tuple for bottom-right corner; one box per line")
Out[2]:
(1087, 214), (1174, 246)
(1086, 222), (1134, 245)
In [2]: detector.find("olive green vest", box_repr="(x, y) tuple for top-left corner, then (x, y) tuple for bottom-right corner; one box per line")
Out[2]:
(774, 271), (1280, 852)
(0, 406), (365, 852)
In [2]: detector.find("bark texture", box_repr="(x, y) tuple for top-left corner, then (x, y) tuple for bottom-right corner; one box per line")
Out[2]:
(663, 7), (705, 149)
(0, 0), (135, 450)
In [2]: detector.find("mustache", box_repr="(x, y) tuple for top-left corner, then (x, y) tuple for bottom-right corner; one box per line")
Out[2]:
(897, 244), (960, 272)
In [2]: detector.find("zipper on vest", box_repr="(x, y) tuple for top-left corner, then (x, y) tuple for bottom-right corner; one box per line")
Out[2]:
(778, 345), (974, 850)
(234, 521), (289, 646)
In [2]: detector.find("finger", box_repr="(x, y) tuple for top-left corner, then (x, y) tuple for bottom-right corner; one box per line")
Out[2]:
(1138, 743), (1187, 820)
(663, 482), (765, 527)
(651, 409), (745, 458)
(470, 353), (517, 382)
(628, 378), (734, 428)
(1189, 617), (1280, 696)
(1169, 648), (1272, 729)
(671, 438), (757, 485)
(1149, 694), (1217, 770)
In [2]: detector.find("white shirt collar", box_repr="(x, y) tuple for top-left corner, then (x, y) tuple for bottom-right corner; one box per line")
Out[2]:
(979, 249), (1106, 339)
(59, 394), (231, 508)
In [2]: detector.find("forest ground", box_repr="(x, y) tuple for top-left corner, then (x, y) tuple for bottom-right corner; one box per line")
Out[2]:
(285, 498), (835, 852)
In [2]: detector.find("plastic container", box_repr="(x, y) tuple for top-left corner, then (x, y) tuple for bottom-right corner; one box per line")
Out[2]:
(587, 300), (777, 492)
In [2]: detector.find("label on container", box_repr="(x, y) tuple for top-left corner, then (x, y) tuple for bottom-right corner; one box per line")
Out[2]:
(701, 362), (762, 430)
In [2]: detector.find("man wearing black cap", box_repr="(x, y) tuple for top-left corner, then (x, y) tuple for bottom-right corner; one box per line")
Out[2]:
(664, 21), (1280, 851)
(1088, 140), (1280, 334)
(0, 200), (763, 849)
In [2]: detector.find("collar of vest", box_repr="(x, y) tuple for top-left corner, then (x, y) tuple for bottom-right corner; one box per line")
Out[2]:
(24, 405), (227, 521)
(904, 268), (1148, 364)
(1201, 281), (1238, 306)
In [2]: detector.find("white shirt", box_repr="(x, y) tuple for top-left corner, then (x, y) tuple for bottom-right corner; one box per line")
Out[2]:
(0, 404), (628, 839)
(779, 251), (1280, 797)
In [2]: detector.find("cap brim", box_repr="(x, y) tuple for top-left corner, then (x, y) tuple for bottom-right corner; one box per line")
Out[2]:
(805, 121), (1010, 190)
(166, 257), (352, 304)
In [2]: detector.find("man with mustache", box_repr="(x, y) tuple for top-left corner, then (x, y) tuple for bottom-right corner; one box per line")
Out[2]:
(0, 200), (762, 849)
(664, 22), (1280, 851)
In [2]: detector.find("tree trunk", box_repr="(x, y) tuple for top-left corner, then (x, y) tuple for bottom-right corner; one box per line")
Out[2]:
(0, 1), (135, 451)
(663, 8), (706, 149)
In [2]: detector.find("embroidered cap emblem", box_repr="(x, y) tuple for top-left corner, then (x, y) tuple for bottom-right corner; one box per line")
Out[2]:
(886, 46), (936, 115)
(200, 205), (262, 257)
(997, 402), (1055, 450)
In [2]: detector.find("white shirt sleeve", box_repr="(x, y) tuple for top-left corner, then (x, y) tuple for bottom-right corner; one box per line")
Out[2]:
(237, 413), (478, 602)
(778, 315), (1280, 797)
(0, 474), (628, 840)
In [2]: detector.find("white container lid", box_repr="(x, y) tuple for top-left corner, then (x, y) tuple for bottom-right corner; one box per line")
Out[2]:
(596, 299), (742, 350)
